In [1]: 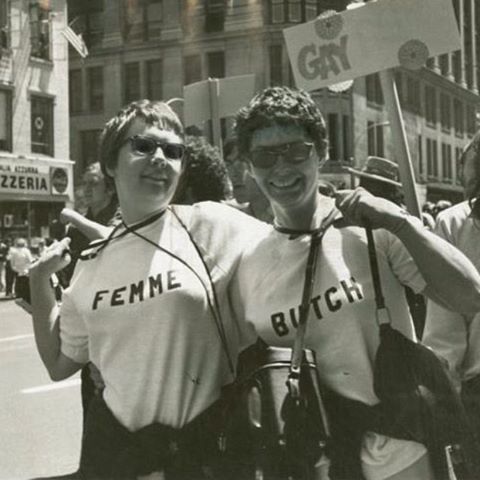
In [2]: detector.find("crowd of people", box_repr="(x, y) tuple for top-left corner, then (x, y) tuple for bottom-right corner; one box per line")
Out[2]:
(4, 85), (480, 480)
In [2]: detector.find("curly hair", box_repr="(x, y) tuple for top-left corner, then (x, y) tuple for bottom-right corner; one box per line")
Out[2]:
(234, 86), (327, 159)
(173, 136), (230, 203)
(460, 130), (480, 219)
(99, 99), (184, 179)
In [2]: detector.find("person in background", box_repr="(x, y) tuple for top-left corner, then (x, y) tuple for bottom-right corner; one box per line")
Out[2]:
(223, 136), (274, 223)
(346, 156), (427, 338)
(433, 199), (452, 218)
(4, 238), (15, 298)
(0, 239), (7, 293)
(423, 130), (480, 444)
(173, 135), (231, 204)
(10, 238), (34, 303)
(232, 86), (480, 480)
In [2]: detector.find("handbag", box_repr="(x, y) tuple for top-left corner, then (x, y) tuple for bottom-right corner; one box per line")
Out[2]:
(220, 210), (338, 480)
(366, 226), (480, 480)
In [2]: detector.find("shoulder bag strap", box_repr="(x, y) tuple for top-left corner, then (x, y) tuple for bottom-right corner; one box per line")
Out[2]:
(287, 208), (339, 398)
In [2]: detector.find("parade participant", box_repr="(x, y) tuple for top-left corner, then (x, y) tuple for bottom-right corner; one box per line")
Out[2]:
(423, 130), (480, 443)
(10, 238), (34, 303)
(29, 99), (269, 479)
(232, 86), (480, 480)
(173, 135), (230, 204)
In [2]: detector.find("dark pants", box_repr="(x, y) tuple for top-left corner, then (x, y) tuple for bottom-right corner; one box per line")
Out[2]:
(14, 275), (30, 303)
(5, 261), (15, 296)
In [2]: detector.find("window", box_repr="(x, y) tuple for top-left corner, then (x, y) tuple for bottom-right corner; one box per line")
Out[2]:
(365, 74), (383, 107)
(426, 138), (438, 179)
(455, 147), (463, 185)
(440, 94), (451, 132)
(367, 121), (385, 157)
(207, 51), (225, 78)
(425, 86), (437, 126)
(406, 76), (420, 113)
(269, 45), (283, 86)
(184, 55), (202, 85)
(328, 114), (338, 160)
(31, 95), (54, 156)
(146, 0), (163, 40)
(124, 62), (141, 104)
(441, 143), (452, 181)
(30, 1), (51, 60)
(69, 69), (83, 115)
(418, 135), (423, 176)
(466, 105), (476, 137)
(267, 0), (322, 24)
(69, 0), (104, 49)
(205, 0), (226, 33)
(146, 60), (163, 100)
(454, 99), (464, 137)
(87, 66), (104, 113)
(0, 0), (8, 49)
(80, 130), (102, 172)
(0, 89), (12, 152)
(343, 115), (351, 161)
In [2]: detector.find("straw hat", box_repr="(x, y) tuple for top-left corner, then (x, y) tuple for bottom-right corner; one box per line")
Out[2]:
(345, 156), (401, 187)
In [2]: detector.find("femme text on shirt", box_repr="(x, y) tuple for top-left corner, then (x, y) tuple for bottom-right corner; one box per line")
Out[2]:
(271, 276), (364, 336)
(92, 269), (181, 310)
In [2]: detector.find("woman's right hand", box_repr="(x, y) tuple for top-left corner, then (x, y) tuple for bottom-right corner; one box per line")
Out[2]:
(30, 238), (72, 278)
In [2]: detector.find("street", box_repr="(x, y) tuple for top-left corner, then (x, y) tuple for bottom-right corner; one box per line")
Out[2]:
(0, 298), (82, 480)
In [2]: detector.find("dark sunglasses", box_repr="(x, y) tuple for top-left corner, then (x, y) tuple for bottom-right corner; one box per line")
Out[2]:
(125, 135), (185, 160)
(250, 141), (314, 169)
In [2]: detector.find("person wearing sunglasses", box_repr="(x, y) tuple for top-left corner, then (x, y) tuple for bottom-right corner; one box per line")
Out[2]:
(28, 100), (270, 479)
(231, 86), (480, 480)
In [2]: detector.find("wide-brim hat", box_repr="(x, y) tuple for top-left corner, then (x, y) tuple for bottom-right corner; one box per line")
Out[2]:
(345, 156), (402, 188)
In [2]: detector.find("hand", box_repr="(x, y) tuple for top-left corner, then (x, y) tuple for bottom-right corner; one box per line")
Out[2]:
(30, 238), (72, 278)
(60, 208), (111, 241)
(334, 188), (407, 231)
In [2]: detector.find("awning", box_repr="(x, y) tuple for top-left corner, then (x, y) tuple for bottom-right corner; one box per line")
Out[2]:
(0, 153), (74, 203)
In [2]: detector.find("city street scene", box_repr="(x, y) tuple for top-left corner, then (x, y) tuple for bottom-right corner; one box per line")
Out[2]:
(2, 0), (480, 479)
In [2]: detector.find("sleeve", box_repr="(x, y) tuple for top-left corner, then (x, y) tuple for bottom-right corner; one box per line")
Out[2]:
(375, 229), (426, 294)
(423, 300), (468, 389)
(58, 287), (89, 364)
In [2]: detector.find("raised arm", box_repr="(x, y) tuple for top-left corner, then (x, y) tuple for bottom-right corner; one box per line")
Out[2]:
(29, 238), (83, 381)
(335, 188), (480, 313)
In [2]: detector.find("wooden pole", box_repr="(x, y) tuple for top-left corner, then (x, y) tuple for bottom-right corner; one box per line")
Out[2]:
(208, 78), (223, 158)
(378, 69), (421, 218)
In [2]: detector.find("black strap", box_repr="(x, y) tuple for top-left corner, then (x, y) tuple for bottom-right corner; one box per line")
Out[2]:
(287, 208), (339, 396)
(365, 226), (391, 326)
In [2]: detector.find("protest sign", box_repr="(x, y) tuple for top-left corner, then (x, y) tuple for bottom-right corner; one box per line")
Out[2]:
(284, 0), (461, 91)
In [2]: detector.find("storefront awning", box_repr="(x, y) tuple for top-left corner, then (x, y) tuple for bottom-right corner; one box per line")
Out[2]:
(0, 153), (74, 203)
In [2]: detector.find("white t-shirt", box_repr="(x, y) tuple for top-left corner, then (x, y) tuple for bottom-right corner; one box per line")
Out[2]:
(231, 199), (427, 480)
(59, 202), (270, 431)
(424, 201), (480, 388)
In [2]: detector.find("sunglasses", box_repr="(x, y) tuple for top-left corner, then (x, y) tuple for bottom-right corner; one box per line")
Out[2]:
(250, 141), (314, 169)
(125, 135), (185, 160)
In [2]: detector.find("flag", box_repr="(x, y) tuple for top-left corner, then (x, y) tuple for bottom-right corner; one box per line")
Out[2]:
(61, 25), (88, 58)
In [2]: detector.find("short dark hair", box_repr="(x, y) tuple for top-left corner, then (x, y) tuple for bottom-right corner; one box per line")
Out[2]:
(234, 86), (327, 159)
(173, 135), (230, 203)
(460, 130), (480, 218)
(99, 99), (184, 178)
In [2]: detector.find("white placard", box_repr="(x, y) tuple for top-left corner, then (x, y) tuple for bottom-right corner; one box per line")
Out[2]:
(284, 0), (461, 91)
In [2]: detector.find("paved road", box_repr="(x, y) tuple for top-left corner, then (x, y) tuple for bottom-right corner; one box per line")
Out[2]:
(0, 298), (82, 480)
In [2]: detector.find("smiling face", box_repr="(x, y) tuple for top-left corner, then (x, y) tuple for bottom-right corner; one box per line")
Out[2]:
(107, 118), (183, 223)
(248, 124), (320, 215)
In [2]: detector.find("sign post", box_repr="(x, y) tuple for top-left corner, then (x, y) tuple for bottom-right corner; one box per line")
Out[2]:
(208, 78), (222, 156)
(283, 0), (461, 217)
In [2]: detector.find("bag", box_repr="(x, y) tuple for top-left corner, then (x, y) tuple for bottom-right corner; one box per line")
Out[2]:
(221, 342), (329, 480)
(220, 212), (338, 480)
(366, 227), (480, 480)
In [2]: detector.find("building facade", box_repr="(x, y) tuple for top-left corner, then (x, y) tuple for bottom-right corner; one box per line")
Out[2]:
(67, 0), (480, 204)
(0, 0), (73, 242)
